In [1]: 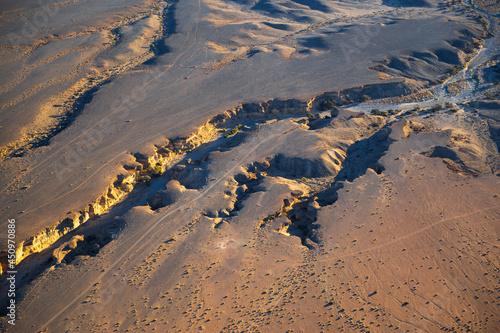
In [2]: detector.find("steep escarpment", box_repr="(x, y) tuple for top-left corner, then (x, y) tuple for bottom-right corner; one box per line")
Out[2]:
(0, 96), (312, 271)
(2, 0), (500, 331)
(0, 0), (490, 280)
(2, 93), (500, 332)
(16, 96), (498, 271)
(6, 173), (136, 266)
(4, 75), (499, 277)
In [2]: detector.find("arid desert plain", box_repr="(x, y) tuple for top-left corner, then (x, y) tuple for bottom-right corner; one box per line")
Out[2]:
(0, 0), (499, 332)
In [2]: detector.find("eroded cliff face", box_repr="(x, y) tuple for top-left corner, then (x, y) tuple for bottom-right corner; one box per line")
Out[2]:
(0, 0), (489, 276)
(0, 97), (312, 269)
(7, 73), (500, 270)
(6, 97), (499, 333)
(1, 88), (383, 270)
(13, 173), (136, 265)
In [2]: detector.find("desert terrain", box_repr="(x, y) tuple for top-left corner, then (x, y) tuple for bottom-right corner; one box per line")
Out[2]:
(0, 0), (499, 332)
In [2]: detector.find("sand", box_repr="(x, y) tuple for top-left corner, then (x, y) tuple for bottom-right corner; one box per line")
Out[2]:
(0, 0), (499, 332)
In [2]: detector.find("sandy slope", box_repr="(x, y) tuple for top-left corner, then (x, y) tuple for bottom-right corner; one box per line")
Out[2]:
(0, 0), (485, 264)
(5, 105), (500, 332)
(0, 0), (499, 332)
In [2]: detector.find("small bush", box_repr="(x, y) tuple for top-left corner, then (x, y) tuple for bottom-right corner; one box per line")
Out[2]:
(478, 17), (489, 29)
(404, 110), (418, 116)
(301, 177), (308, 182)
(224, 124), (243, 138)
(473, 39), (484, 49)
(431, 104), (443, 112)
(140, 175), (151, 184)
(154, 163), (163, 175)
(146, 162), (163, 177)
(370, 109), (389, 117)
(320, 100), (337, 110)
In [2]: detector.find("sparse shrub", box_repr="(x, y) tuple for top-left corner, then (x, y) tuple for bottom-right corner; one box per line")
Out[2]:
(320, 100), (337, 110)
(478, 17), (489, 29)
(445, 102), (454, 108)
(450, 66), (463, 76)
(370, 109), (389, 117)
(472, 72), (480, 80)
(140, 175), (151, 184)
(145, 162), (163, 177)
(301, 177), (308, 182)
(224, 124), (243, 138)
(361, 95), (371, 102)
(473, 39), (484, 49)
(431, 104), (443, 112)
(404, 110), (418, 116)
(307, 112), (315, 120)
